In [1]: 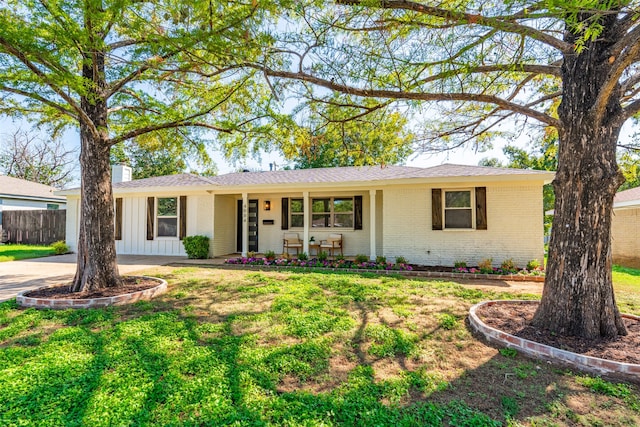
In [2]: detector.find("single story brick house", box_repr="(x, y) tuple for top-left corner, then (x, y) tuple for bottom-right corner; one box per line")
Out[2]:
(58, 164), (553, 267)
(611, 186), (640, 268)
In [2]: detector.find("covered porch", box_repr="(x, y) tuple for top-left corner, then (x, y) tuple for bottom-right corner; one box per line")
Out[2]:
(211, 189), (383, 260)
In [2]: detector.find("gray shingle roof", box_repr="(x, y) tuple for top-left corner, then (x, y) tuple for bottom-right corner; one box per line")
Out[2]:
(206, 164), (552, 186)
(614, 186), (640, 204)
(113, 173), (216, 189)
(0, 175), (65, 201)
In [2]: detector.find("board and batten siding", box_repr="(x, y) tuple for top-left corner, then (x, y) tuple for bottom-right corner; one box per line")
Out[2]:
(611, 207), (640, 268)
(115, 194), (213, 256)
(382, 184), (545, 267)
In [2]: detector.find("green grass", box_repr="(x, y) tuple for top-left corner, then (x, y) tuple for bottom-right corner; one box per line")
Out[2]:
(0, 267), (638, 426)
(0, 244), (56, 262)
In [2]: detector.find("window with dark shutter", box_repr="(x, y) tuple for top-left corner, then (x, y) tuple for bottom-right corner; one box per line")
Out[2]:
(115, 198), (123, 240)
(475, 187), (487, 230)
(432, 189), (443, 230)
(179, 195), (187, 239)
(281, 197), (289, 230)
(146, 197), (155, 240)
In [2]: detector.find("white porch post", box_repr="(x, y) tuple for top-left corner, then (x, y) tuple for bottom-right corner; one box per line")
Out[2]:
(303, 191), (310, 254)
(242, 193), (248, 257)
(369, 189), (377, 260)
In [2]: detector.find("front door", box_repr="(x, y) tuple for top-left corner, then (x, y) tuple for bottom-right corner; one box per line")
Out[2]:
(236, 199), (259, 253)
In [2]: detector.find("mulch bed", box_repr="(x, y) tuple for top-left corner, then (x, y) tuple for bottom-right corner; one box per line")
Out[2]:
(25, 277), (160, 300)
(477, 302), (640, 364)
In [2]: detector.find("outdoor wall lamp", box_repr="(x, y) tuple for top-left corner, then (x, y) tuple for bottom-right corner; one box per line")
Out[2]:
(264, 200), (271, 211)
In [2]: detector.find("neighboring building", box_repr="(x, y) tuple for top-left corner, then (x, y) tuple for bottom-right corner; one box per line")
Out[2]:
(58, 164), (553, 267)
(0, 175), (66, 213)
(612, 186), (640, 268)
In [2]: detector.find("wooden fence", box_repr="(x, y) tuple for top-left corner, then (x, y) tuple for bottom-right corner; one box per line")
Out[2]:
(1, 209), (66, 245)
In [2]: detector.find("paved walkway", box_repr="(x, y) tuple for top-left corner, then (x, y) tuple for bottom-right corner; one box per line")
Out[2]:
(0, 254), (188, 302)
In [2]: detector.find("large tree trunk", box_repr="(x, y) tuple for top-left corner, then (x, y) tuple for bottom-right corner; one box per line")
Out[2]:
(532, 13), (626, 339)
(71, 45), (121, 292)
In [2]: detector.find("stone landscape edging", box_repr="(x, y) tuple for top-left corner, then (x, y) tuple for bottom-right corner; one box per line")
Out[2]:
(469, 300), (640, 381)
(16, 276), (168, 309)
(173, 262), (546, 282)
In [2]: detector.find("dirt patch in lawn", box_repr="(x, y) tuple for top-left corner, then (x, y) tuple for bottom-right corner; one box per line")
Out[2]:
(477, 301), (640, 364)
(25, 277), (160, 299)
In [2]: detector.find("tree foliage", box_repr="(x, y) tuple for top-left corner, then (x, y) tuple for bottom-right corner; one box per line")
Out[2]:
(0, 129), (76, 188)
(286, 99), (414, 168)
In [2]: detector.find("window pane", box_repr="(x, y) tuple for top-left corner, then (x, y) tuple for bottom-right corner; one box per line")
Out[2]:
(334, 213), (353, 228)
(445, 209), (472, 228)
(157, 197), (177, 216)
(312, 199), (330, 213)
(312, 213), (330, 227)
(333, 198), (353, 212)
(291, 214), (304, 228)
(445, 191), (471, 208)
(157, 217), (178, 236)
(291, 199), (304, 213)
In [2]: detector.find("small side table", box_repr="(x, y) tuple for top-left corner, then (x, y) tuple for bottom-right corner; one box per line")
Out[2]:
(309, 243), (320, 256)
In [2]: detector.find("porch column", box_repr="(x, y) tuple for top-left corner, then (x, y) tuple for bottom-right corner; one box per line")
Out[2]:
(242, 193), (248, 257)
(369, 189), (377, 260)
(303, 191), (310, 254)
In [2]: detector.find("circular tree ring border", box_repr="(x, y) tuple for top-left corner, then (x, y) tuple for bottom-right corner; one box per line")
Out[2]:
(16, 276), (168, 309)
(469, 300), (640, 381)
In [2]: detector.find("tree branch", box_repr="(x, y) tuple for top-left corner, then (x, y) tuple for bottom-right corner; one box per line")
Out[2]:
(336, 0), (572, 53)
(0, 85), (78, 120)
(254, 66), (559, 127)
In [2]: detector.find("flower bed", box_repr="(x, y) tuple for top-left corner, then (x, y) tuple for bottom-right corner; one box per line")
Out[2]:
(453, 266), (545, 277)
(224, 257), (413, 271)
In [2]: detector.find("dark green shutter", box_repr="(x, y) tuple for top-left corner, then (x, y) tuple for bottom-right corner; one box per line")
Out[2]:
(179, 195), (187, 239)
(354, 195), (363, 230)
(146, 197), (155, 240)
(432, 189), (442, 230)
(281, 198), (289, 230)
(115, 198), (123, 241)
(475, 187), (487, 230)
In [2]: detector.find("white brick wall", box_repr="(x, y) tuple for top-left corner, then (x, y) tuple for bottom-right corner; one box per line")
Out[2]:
(382, 184), (545, 267)
(612, 208), (640, 268)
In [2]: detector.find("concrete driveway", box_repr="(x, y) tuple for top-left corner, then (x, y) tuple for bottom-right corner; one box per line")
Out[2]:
(0, 254), (187, 302)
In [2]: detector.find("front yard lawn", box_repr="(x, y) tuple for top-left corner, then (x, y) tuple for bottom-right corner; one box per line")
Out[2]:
(0, 244), (56, 262)
(1, 268), (638, 426)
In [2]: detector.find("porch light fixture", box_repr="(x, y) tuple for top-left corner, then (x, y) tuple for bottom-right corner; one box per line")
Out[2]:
(264, 200), (271, 211)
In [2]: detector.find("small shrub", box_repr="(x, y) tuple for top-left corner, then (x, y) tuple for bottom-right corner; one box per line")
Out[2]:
(51, 240), (70, 255)
(478, 258), (493, 273)
(437, 313), (458, 330)
(526, 259), (541, 270)
(264, 250), (276, 260)
(318, 251), (328, 262)
(395, 256), (407, 264)
(500, 258), (517, 272)
(376, 255), (387, 264)
(335, 253), (345, 261)
(247, 251), (256, 258)
(182, 235), (210, 259)
(355, 254), (369, 263)
(297, 252), (308, 261)
(499, 347), (518, 358)
(281, 252), (291, 260)
(454, 260), (467, 268)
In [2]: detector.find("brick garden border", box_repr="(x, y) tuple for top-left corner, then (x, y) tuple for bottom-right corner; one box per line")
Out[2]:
(469, 300), (640, 382)
(16, 276), (167, 309)
(172, 262), (546, 282)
